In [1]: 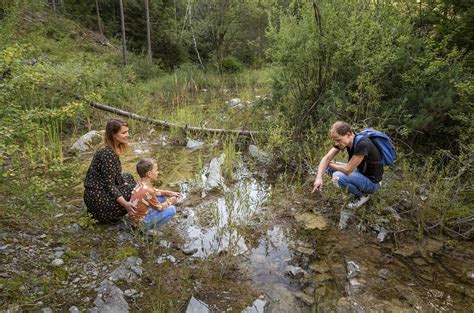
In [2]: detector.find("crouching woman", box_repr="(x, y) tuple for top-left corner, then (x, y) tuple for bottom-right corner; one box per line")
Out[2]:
(83, 119), (137, 223)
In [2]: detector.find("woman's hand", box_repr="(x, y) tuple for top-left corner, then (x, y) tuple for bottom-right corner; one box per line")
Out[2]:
(123, 201), (137, 215)
(117, 196), (137, 214)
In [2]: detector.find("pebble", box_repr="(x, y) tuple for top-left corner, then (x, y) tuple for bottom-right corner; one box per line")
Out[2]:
(70, 223), (82, 233)
(124, 289), (139, 298)
(52, 258), (64, 266)
(182, 247), (198, 256)
(39, 308), (53, 313)
(378, 269), (389, 280)
(69, 306), (80, 313)
(286, 265), (305, 278)
(54, 251), (64, 258)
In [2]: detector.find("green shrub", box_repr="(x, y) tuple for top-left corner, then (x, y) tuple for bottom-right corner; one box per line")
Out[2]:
(221, 56), (243, 73)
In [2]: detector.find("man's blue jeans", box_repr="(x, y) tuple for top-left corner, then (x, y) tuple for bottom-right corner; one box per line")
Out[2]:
(327, 163), (380, 198)
(143, 195), (176, 229)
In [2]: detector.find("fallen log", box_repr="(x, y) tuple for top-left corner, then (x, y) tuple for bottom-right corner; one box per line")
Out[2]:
(87, 100), (262, 137)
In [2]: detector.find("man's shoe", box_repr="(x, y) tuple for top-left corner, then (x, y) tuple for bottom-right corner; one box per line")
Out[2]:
(347, 194), (370, 209)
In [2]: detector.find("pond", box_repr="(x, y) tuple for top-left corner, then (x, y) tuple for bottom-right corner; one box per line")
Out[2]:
(78, 137), (474, 312)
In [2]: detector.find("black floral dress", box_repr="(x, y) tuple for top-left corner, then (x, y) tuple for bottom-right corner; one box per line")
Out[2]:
(83, 146), (136, 223)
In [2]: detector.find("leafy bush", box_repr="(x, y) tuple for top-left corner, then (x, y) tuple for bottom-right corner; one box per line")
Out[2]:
(221, 56), (243, 73)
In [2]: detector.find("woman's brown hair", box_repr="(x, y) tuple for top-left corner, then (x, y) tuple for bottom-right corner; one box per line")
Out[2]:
(99, 119), (129, 155)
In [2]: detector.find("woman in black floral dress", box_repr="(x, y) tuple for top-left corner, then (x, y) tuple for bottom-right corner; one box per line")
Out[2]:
(84, 119), (137, 223)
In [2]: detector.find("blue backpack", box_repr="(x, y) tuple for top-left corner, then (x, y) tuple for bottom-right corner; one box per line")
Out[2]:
(354, 128), (396, 166)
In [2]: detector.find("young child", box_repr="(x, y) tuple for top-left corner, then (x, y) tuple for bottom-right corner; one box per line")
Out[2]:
(128, 158), (180, 229)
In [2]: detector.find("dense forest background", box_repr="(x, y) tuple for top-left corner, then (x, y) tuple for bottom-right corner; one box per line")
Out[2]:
(0, 0), (472, 237)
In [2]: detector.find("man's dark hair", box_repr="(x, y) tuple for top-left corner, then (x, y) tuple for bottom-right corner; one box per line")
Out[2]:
(330, 121), (352, 136)
(136, 158), (156, 178)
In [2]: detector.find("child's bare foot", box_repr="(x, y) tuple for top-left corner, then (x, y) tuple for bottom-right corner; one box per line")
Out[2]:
(168, 196), (178, 205)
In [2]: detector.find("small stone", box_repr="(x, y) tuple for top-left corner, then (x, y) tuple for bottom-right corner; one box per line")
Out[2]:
(339, 210), (353, 230)
(378, 269), (389, 279)
(468, 271), (474, 280)
(159, 240), (170, 248)
(377, 227), (389, 242)
(69, 306), (80, 313)
(146, 229), (163, 238)
(186, 296), (210, 313)
(124, 289), (138, 298)
(167, 255), (176, 263)
(70, 223), (81, 233)
(52, 258), (64, 266)
(286, 266), (305, 278)
(186, 139), (205, 150)
(117, 231), (133, 242)
(39, 308), (53, 313)
(346, 261), (360, 279)
(39, 234), (47, 239)
(54, 251), (64, 258)
(182, 247), (198, 256)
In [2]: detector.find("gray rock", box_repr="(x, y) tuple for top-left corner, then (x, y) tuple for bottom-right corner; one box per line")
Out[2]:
(186, 296), (210, 313)
(346, 261), (360, 279)
(248, 145), (271, 164)
(145, 229), (163, 238)
(241, 298), (266, 313)
(70, 223), (82, 233)
(339, 210), (353, 230)
(468, 271), (474, 280)
(123, 289), (138, 298)
(117, 232), (133, 242)
(378, 269), (389, 280)
(377, 227), (389, 242)
(109, 257), (143, 283)
(71, 131), (103, 153)
(52, 258), (64, 266)
(93, 280), (129, 313)
(69, 306), (80, 313)
(39, 308), (53, 313)
(286, 265), (305, 278)
(227, 98), (241, 107)
(54, 251), (64, 258)
(186, 139), (204, 150)
(347, 278), (365, 295)
(159, 240), (170, 248)
(202, 154), (225, 196)
(182, 247), (198, 256)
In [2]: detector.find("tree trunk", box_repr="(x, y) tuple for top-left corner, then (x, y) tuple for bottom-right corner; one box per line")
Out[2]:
(95, 0), (104, 37)
(51, 0), (56, 12)
(86, 99), (262, 137)
(145, 0), (152, 61)
(119, 0), (128, 65)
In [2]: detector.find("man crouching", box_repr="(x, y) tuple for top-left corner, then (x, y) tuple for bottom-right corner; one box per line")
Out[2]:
(312, 121), (383, 209)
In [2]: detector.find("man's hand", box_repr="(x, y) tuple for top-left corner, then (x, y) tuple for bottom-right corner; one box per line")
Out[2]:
(312, 177), (323, 193)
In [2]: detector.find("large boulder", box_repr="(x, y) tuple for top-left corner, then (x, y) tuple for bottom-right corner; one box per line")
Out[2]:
(71, 130), (103, 153)
(202, 154), (225, 197)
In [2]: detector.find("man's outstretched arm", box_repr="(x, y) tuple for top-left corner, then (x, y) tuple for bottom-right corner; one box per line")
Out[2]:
(312, 147), (340, 193)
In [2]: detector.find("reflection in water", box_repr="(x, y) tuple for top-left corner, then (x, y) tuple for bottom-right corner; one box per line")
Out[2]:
(182, 171), (270, 258)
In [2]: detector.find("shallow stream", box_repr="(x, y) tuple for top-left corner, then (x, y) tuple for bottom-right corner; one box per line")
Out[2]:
(86, 138), (474, 312)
